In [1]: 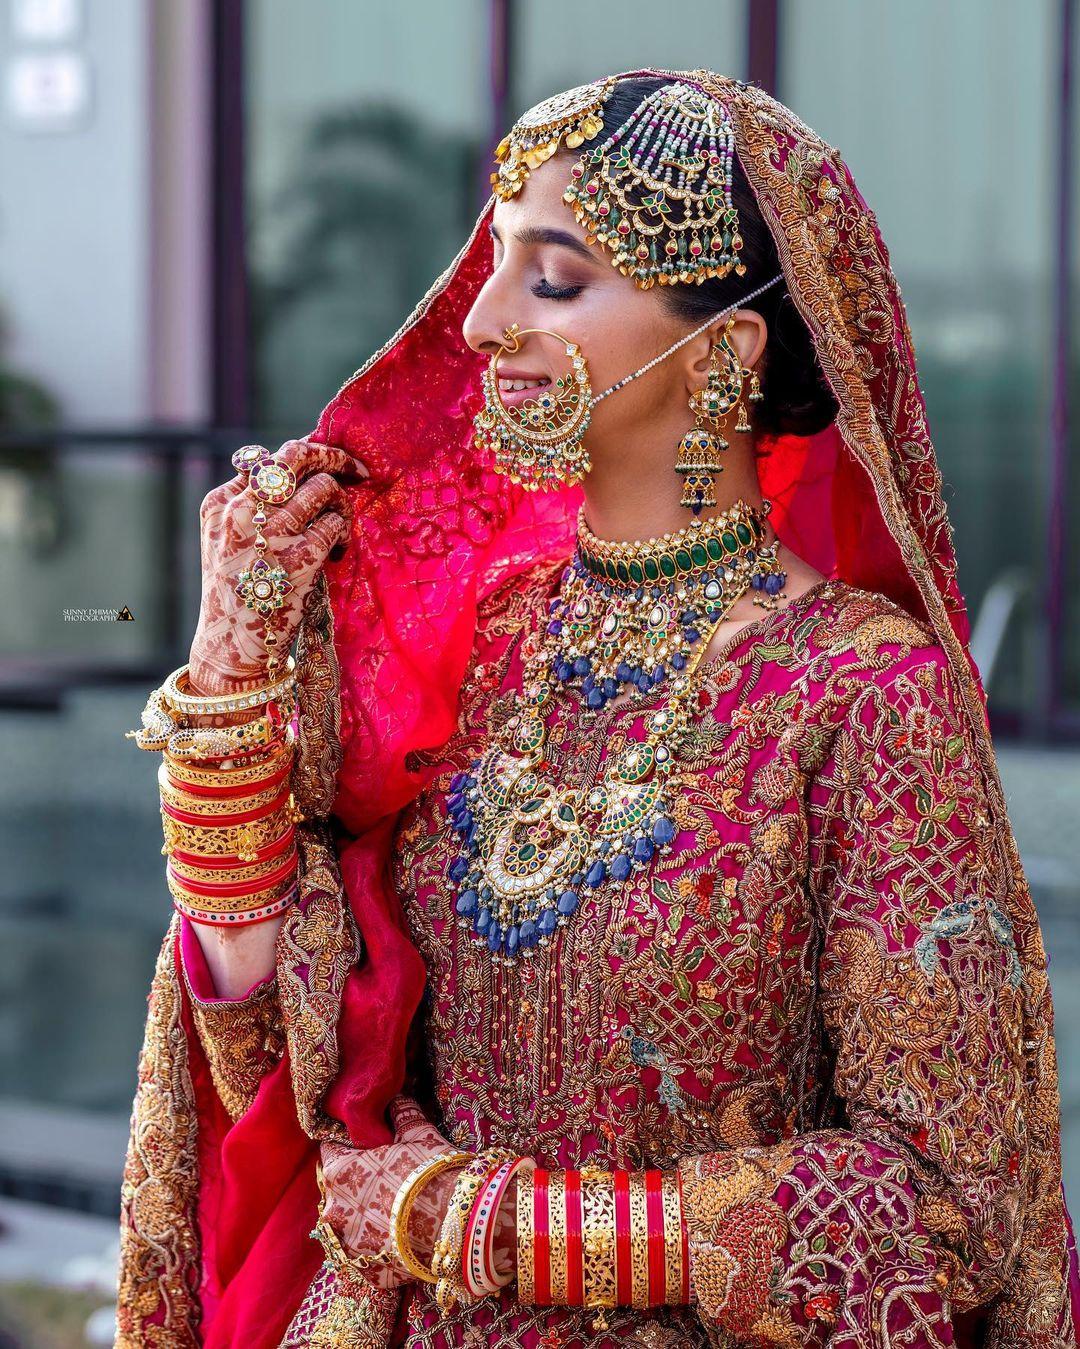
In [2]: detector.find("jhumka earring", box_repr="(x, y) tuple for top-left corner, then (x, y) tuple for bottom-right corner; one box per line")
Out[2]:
(676, 340), (727, 514)
(472, 325), (594, 490)
(675, 318), (761, 514)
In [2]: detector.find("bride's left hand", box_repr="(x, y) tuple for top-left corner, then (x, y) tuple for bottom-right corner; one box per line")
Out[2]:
(318, 1095), (461, 1290)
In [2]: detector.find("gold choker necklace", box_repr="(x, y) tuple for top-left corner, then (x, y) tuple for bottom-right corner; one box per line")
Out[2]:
(542, 501), (785, 709)
(575, 502), (768, 589)
(444, 498), (788, 961)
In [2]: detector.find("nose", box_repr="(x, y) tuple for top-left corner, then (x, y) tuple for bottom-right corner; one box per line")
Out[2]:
(462, 266), (519, 357)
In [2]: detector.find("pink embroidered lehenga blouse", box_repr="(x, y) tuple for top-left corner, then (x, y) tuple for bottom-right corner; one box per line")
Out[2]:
(375, 565), (1053, 1345)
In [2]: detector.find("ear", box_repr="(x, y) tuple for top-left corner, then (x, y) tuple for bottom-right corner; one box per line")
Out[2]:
(728, 309), (768, 370)
(681, 309), (769, 398)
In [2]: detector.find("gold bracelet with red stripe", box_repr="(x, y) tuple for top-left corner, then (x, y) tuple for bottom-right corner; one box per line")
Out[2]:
(163, 743), (293, 791)
(168, 842), (298, 887)
(160, 807), (295, 862)
(513, 1167), (686, 1311)
(158, 760), (291, 815)
(165, 862), (298, 914)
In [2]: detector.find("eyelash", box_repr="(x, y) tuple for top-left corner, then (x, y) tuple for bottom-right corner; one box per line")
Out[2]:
(532, 277), (584, 301)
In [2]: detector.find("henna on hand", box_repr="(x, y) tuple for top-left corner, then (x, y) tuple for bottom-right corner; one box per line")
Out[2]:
(318, 1095), (460, 1291)
(188, 439), (368, 695)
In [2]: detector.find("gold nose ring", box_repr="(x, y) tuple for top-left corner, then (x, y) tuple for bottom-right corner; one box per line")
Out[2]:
(502, 323), (522, 352)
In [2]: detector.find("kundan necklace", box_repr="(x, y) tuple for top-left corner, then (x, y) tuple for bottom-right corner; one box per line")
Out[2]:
(445, 500), (787, 962)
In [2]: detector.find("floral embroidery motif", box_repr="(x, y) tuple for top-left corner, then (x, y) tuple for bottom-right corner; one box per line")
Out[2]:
(679, 1146), (796, 1343)
(186, 973), (284, 1122)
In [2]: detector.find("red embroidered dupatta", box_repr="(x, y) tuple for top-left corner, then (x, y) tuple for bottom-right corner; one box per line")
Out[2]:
(116, 70), (1077, 1347)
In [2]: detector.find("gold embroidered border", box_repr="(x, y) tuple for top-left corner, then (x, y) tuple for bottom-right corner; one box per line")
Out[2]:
(292, 571), (344, 822)
(276, 821), (363, 1141)
(185, 972), (284, 1123)
(279, 1262), (399, 1348)
(115, 921), (201, 1347)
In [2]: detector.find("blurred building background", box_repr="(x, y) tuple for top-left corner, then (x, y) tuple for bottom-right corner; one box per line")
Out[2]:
(0, 1), (1077, 1343)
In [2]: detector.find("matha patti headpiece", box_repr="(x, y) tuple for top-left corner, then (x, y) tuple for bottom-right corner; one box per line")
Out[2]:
(563, 81), (745, 289)
(491, 78), (618, 202)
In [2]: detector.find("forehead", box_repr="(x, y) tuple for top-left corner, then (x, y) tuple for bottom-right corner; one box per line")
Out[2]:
(491, 156), (580, 229)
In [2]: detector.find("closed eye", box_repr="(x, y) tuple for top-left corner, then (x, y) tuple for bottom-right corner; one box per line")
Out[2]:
(532, 278), (585, 301)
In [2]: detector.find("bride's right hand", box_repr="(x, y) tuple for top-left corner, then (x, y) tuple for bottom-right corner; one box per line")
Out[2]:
(188, 439), (369, 696)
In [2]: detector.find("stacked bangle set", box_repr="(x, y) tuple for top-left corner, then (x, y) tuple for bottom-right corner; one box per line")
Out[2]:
(128, 659), (303, 926)
(386, 1151), (689, 1315)
(517, 1167), (688, 1312)
(127, 442), (305, 923)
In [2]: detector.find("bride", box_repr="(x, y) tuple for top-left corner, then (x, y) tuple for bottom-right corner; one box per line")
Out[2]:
(117, 70), (1079, 1348)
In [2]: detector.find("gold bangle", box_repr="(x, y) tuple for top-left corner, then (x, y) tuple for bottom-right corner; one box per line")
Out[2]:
(168, 847), (297, 887)
(160, 657), (297, 716)
(581, 1168), (617, 1311)
(515, 1164), (536, 1304)
(127, 681), (296, 756)
(627, 1171), (650, 1311)
(160, 810), (293, 862)
(432, 1149), (514, 1312)
(164, 744), (293, 789)
(157, 760), (290, 815)
(661, 1170), (685, 1305)
(165, 867), (297, 914)
(163, 713), (291, 761)
(389, 1152), (474, 1285)
(547, 1169), (568, 1305)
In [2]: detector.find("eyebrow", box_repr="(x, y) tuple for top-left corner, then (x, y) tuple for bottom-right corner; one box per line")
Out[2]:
(489, 221), (603, 267)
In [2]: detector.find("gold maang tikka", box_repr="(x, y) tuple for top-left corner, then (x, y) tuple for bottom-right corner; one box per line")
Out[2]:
(491, 78), (617, 202)
(473, 324), (594, 490)
(675, 317), (762, 514)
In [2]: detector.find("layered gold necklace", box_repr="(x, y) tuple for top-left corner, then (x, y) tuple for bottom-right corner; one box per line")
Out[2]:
(446, 500), (786, 962)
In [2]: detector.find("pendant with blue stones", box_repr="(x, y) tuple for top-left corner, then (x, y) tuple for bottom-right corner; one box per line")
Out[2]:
(446, 706), (682, 964)
(444, 499), (786, 963)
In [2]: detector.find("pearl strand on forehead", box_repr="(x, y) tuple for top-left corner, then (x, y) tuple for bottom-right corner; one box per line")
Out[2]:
(591, 271), (785, 405)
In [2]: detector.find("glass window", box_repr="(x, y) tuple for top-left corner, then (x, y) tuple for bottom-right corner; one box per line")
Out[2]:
(781, 0), (1058, 720)
(512, 4), (747, 108)
(246, 0), (490, 436)
(1062, 3), (1080, 716)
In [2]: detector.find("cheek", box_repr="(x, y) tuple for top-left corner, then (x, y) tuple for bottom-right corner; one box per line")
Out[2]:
(577, 306), (667, 395)
(585, 328), (685, 424)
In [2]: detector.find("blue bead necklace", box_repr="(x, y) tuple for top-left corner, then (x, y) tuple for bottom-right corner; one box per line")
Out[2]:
(445, 501), (786, 962)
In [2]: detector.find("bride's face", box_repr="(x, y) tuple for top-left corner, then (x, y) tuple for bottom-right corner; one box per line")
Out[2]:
(462, 156), (696, 445)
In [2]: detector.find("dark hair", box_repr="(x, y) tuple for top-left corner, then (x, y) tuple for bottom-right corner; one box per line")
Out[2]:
(577, 77), (838, 438)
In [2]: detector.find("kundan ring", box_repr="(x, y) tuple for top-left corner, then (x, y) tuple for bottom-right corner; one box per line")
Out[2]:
(230, 445), (298, 506)
(231, 444), (268, 474)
